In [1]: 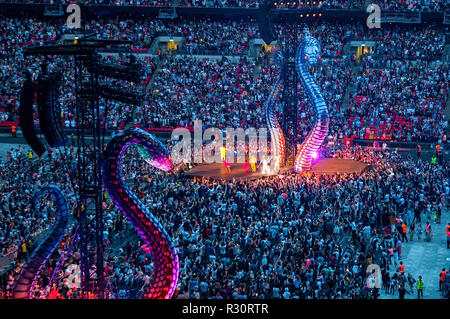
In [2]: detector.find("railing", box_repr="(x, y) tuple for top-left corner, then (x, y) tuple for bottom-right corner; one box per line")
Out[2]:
(43, 3), (62, 16)
(381, 11), (422, 23)
(158, 7), (176, 19)
(353, 139), (439, 149)
(444, 12), (450, 25)
(177, 47), (236, 56)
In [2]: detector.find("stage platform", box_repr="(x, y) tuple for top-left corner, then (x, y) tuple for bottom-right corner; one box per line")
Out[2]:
(308, 158), (370, 174)
(185, 158), (370, 181)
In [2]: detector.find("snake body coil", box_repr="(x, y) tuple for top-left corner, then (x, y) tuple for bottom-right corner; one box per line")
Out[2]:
(102, 127), (179, 299)
(265, 51), (286, 171)
(294, 29), (329, 172)
(12, 185), (70, 299)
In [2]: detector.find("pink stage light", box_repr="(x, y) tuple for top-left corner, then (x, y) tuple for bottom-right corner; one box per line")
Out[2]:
(312, 151), (319, 159)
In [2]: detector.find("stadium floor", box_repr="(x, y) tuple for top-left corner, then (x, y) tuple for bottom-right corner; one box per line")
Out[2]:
(379, 207), (449, 299)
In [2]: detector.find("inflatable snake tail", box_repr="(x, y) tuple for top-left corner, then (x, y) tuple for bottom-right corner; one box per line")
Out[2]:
(12, 185), (70, 299)
(102, 127), (179, 299)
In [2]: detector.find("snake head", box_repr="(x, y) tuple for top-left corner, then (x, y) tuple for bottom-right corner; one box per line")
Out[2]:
(302, 30), (321, 66)
(156, 155), (174, 172)
(137, 144), (173, 172)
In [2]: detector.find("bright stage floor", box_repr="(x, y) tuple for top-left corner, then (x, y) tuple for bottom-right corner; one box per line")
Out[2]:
(185, 158), (370, 180)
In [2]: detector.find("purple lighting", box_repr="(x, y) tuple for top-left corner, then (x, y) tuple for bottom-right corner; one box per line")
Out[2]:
(102, 128), (179, 299)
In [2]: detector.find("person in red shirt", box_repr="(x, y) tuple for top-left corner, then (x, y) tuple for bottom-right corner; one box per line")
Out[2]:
(446, 223), (450, 249)
(399, 262), (405, 274)
(223, 160), (231, 175)
(439, 268), (447, 291)
(243, 162), (251, 176)
(401, 223), (408, 242)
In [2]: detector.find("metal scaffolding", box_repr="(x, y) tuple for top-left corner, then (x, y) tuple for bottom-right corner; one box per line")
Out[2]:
(280, 19), (300, 167)
(23, 39), (141, 298)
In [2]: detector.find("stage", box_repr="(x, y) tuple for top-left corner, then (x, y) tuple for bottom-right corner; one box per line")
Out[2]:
(185, 158), (370, 180)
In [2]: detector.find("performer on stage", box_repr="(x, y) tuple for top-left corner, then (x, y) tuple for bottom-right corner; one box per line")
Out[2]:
(243, 162), (251, 176)
(261, 157), (271, 175)
(223, 160), (231, 174)
(220, 146), (227, 161)
(220, 146), (231, 174)
(271, 157), (280, 174)
(249, 155), (257, 173)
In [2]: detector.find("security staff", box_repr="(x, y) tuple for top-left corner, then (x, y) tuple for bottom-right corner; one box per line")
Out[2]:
(417, 276), (424, 299)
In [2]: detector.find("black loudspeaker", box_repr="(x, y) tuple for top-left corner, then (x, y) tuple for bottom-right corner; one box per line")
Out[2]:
(258, 0), (277, 44)
(37, 73), (67, 148)
(19, 72), (46, 157)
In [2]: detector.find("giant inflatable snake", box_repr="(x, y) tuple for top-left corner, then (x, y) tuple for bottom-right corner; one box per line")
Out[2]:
(294, 28), (329, 173)
(102, 127), (179, 299)
(265, 51), (286, 171)
(12, 185), (70, 299)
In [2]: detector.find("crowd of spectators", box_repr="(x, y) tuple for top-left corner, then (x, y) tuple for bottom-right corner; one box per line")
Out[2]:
(348, 60), (448, 142)
(1, 141), (448, 299)
(4, 0), (449, 11)
(0, 145), (77, 259)
(140, 49), (353, 143)
(108, 145), (449, 299)
(373, 0), (449, 12)
(142, 54), (262, 129)
(370, 25), (446, 62)
(0, 16), (60, 123)
(0, 0), (449, 301)
(274, 0), (366, 10)
(1, 15), (448, 143)
(78, 17), (261, 56)
(177, 0), (260, 8)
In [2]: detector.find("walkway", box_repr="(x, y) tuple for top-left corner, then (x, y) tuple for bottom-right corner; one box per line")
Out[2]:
(380, 207), (450, 299)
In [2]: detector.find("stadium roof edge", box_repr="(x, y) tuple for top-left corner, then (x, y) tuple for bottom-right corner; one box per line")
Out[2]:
(0, 3), (445, 25)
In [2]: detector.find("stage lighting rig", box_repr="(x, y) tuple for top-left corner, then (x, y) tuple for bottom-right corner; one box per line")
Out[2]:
(97, 85), (143, 105)
(93, 55), (144, 82)
(21, 38), (142, 299)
